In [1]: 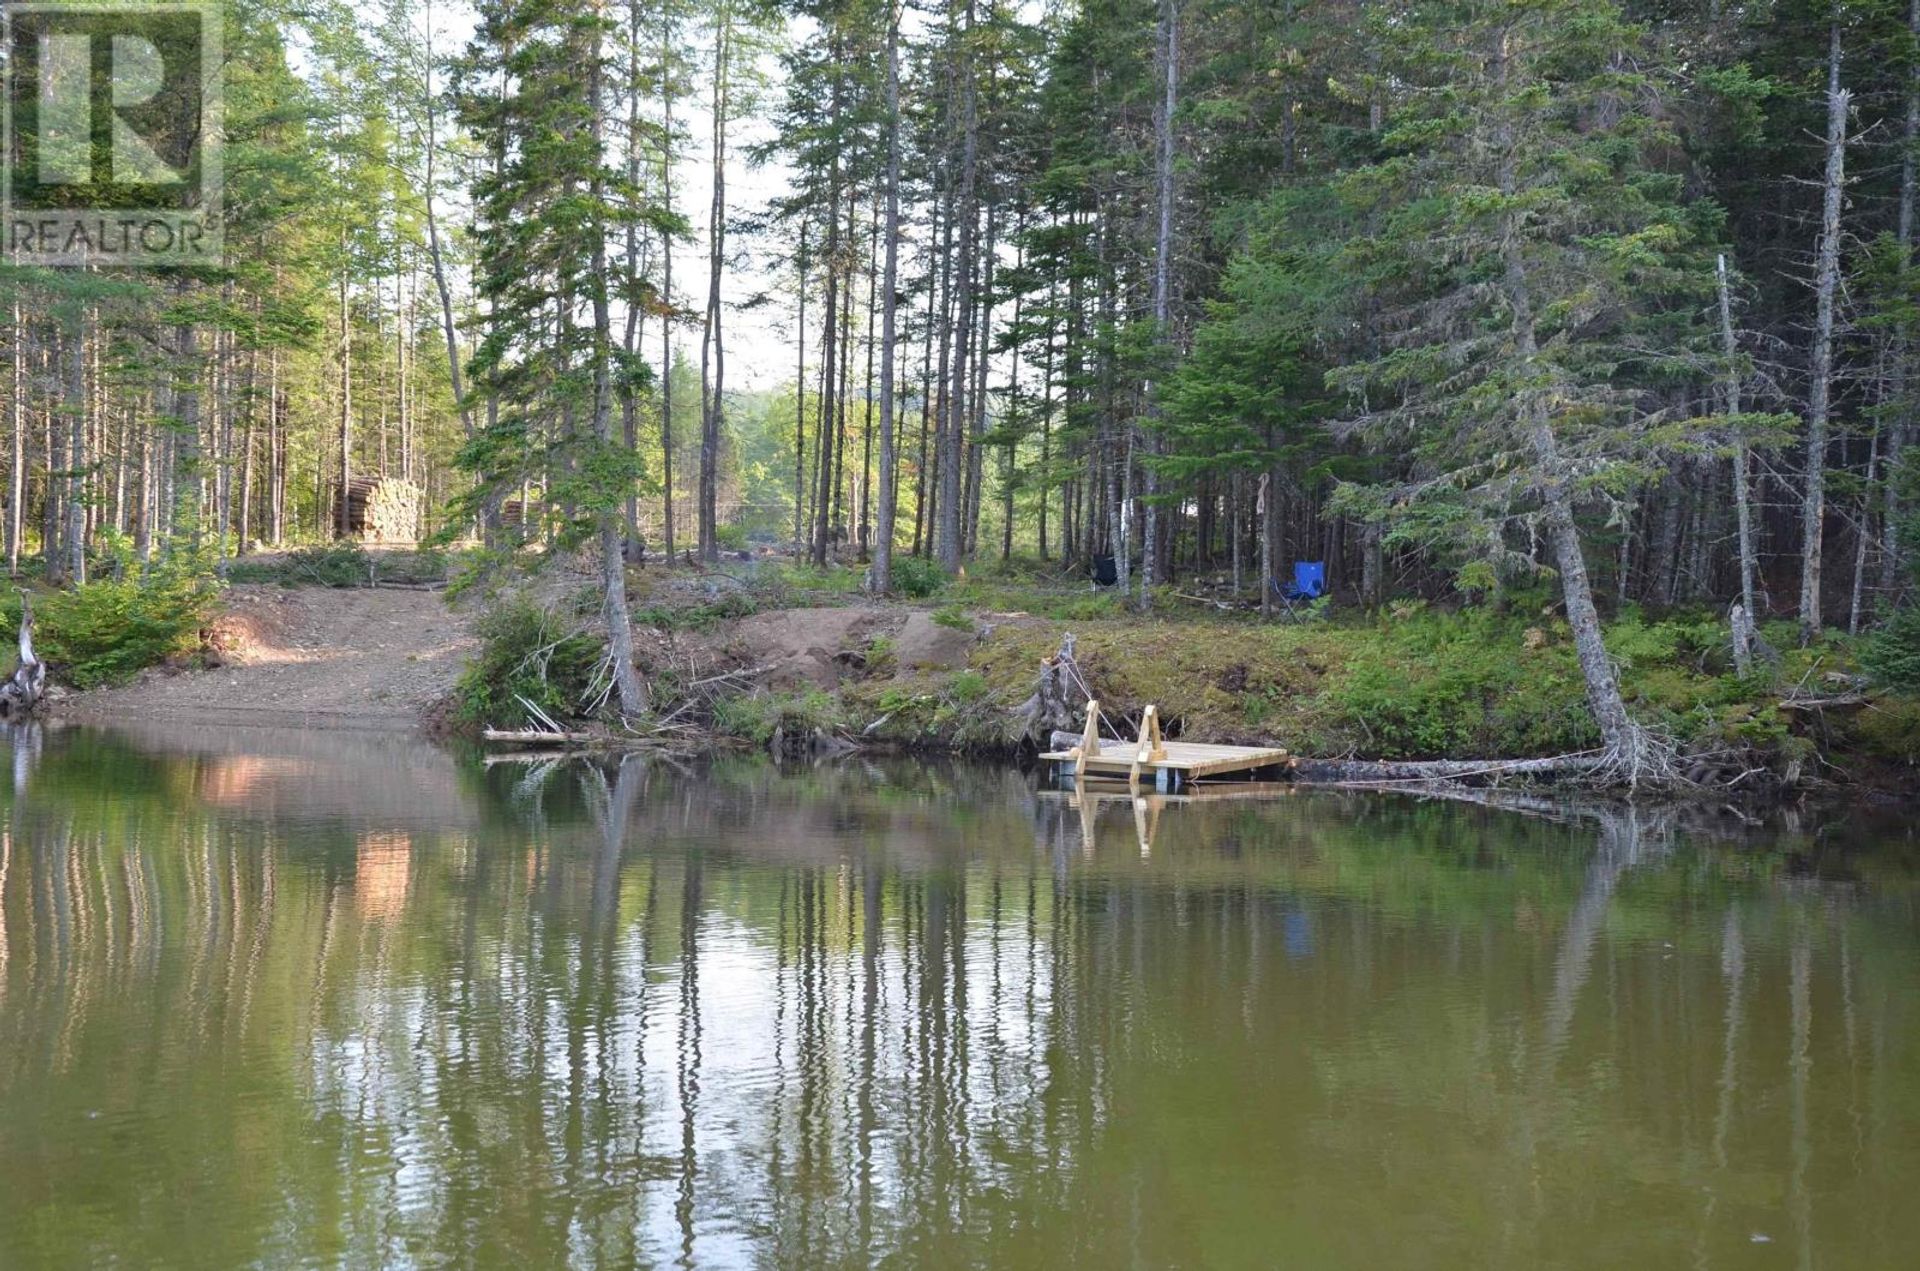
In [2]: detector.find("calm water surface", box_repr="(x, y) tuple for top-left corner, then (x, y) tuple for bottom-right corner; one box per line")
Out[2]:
(0, 723), (1916, 1269)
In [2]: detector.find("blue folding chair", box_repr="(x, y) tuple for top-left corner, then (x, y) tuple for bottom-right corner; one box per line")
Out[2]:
(1268, 561), (1327, 619)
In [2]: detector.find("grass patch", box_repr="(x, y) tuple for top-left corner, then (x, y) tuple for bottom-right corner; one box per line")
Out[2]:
(711, 688), (847, 744)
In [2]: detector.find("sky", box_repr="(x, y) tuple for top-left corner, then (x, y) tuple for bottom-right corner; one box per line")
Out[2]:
(406, 0), (804, 391)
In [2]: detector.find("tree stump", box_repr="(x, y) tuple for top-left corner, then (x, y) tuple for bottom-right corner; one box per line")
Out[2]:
(0, 592), (47, 720)
(1013, 633), (1084, 747)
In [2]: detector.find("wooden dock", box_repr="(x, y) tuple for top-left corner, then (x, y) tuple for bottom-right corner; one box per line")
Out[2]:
(1040, 701), (1292, 792)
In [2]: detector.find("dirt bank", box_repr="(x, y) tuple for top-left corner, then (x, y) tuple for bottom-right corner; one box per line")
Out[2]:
(65, 585), (474, 731)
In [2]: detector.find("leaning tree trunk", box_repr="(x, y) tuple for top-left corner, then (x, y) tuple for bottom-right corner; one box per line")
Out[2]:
(0, 591), (46, 720)
(1495, 89), (1666, 784)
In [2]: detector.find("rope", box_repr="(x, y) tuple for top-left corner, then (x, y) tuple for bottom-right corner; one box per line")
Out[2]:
(1059, 654), (1123, 744)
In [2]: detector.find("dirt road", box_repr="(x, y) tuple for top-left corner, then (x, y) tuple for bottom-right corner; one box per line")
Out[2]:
(68, 585), (473, 730)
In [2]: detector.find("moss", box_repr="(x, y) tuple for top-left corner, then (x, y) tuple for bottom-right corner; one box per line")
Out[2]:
(1840, 698), (1920, 767)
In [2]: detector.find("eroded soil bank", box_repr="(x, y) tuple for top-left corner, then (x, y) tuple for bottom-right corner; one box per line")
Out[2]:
(56, 563), (1920, 799)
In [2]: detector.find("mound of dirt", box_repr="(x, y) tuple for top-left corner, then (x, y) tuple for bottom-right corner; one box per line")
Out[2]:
(893, 611), (977, 671)
(726, 607), (891, 690)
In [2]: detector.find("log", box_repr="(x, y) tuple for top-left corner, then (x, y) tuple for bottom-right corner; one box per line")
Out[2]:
(1290, 752), (1606, 786)
(333, 477), (422, 544)
(481, 728), (594, 745)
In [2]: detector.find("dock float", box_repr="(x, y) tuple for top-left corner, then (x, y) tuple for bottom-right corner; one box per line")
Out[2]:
(1040, 701), (1292, 793)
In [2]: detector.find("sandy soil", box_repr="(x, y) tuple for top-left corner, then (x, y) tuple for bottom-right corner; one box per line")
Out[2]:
(66, 585), (474, 731)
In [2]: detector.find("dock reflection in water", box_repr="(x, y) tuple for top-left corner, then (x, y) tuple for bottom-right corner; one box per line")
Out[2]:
(1, 723), (1917, 1269)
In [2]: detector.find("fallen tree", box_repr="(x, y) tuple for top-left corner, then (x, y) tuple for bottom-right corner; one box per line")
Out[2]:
(1288, 752), (1608, 786)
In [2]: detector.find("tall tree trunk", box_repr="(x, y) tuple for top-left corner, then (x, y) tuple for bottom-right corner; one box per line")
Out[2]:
(337, 240), (353, 541)
(698, 1), (732, 562)
(1885, 0), (1920, 601)
(588, 4), (647, 716)
(794, 222), (808, 552)
(937, 2), (978, 574)
(173, 314), (202, 553)
(621, 0), (646, 554)
(1717, 255), (1760, 664)
(812, 97), (843, 567)
(659, 0), (678, 559)
(1138, 0), (1179, 610)
(63, 311), (87, 584)
(867, 6), (902, 596)
(238, 339), (257, 553)
(1038, 279), (1057, 562)
(422, 0), (471, 440)
(7, 291), (22, 577)
(1800, 25), (1848, 643)
(859, 201), (878, 562)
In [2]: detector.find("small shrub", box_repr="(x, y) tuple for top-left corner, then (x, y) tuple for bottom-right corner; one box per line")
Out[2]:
(454, 601), (604, 728)
(15, 562), (221, 688)
(715, 523), (750, 552)
(890, 556), (947, 599)
(931, 605), (972, 631)
(946, 669), (989, 703)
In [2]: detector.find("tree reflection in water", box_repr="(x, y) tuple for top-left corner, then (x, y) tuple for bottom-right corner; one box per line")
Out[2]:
(1, 724), (1917, 1269)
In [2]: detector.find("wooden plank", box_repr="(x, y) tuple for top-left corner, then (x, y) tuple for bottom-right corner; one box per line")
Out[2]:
(1041, 739), (1294, 784)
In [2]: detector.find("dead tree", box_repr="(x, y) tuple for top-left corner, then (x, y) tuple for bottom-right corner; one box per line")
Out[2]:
(1, 591), (46, 719)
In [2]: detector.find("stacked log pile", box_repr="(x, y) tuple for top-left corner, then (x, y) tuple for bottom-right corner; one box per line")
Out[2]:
(334, 477), (422, 544)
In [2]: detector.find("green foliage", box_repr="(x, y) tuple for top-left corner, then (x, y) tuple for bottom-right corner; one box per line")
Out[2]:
(225, 546), (451, 588)
(10, 562), (222, 689)
(945, 670), (988, 703)
(1604, 609), (1730, 673)
(1862, 605), (1920, 692)
(454, 601), (604, 729)
(632, 590), (762, 632)
(281, 543), (371, 587)
(711, 689), (846, 744)
(931, 606), (972, 631)
(890, 556), (947, 599)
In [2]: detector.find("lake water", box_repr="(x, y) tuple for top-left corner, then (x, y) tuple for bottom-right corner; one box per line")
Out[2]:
(1, 723), (1916, 1269)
